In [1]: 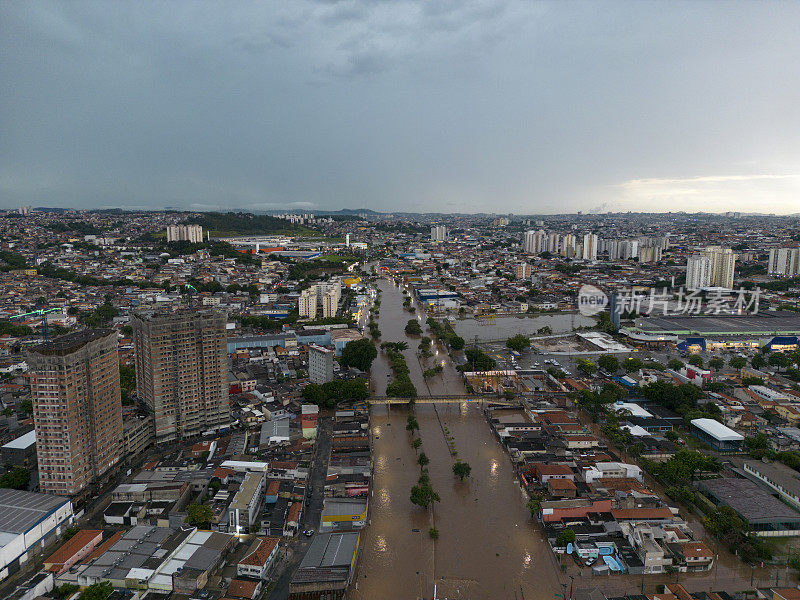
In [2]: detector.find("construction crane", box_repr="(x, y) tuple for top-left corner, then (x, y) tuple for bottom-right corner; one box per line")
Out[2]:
(185, 283), (198, 307)
(10, 307), (62, 340)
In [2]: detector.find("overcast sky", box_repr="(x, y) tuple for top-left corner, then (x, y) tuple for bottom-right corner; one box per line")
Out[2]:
(2, 1), (799, 214)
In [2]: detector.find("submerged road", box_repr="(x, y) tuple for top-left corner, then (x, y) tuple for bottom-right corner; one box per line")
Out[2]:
(351, 278), (563, 600)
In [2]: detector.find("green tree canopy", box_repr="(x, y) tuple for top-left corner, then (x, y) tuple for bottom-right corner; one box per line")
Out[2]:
(506, 334), (530, 353)
(340, 338), (377, 371)
(452, 461), (471, 480)
(598, 355), (619, 373)
(185, 503), (214, 528)
(0, 467), (30, 490)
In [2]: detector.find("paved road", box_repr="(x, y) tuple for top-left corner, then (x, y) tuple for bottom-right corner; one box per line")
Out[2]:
(268, 415), (333, 600)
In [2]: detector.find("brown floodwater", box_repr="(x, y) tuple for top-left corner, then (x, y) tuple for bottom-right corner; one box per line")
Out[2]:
(352, 278), (564, 600)
(351, 277), (780, 598)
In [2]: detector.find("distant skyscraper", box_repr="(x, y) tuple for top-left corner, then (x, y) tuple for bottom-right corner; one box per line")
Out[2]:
(701, 246), (736, 289)
(546, 232), (561, 254)
(345, 233), (351, 247)
(561, 234), (577, 258)
(523, 230), (536, 253)
(166, 224), (204, 243)
(686, 255), (712, 290)
(523, 230), (547, 254)
(582, 234), (598, 261)
(638, 245), (662, 264)
(27, 330), (123, 496)
(515, 263), (532, 279)
(132, 310), (229, 442)
(768, 247), (800, 277)
(431, 226), (447, 242)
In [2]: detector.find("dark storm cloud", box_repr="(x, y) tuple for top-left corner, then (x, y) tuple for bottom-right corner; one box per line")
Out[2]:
(1, 1), (799, 213)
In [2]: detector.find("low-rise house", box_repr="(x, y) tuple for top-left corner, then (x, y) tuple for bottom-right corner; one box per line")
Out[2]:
(43, 529), (103, 575)
(237, 536), (281, 580)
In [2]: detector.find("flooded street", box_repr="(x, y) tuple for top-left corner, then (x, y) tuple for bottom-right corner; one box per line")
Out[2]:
(352, 279), (563, 600)
(350, 275), (781, 598)
(453, 313), (596, 341)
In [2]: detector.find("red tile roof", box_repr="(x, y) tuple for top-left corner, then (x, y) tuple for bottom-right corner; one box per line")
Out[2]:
(44, 530), (103, 571)
(239, 537), (280, 567)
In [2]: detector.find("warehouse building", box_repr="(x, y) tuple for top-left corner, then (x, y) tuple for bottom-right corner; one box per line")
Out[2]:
(690, 418), (744, 452)
(0, 430), (36, 468)
(697, 478), (800, 537)
(289, 531), (360, 600)
(0, 489), (75, 580)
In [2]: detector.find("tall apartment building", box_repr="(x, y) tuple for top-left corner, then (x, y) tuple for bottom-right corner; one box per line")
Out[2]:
(701, 246), (736, 289)
(166, 224), (204, 243)
(523, 230), (546, 254)
(686, 255), (712, 289)
(582, 234), (598, 261)
(546, 232), (561, 254)
(769, 247), (800, 277)
(132, 310), (229, 442)
(26, 330), (123, 496)
(322, 289), (339, 318)
(561, 234), (577, 258)
(515, 263), (532, 279)
(309, 344), (335, 384)
(430, 226), (447, 242)
(299, 289), (317, 319)
(314, 280), (341, 311)
(523, 230), (535, 253)
(638, 245), (662, 264)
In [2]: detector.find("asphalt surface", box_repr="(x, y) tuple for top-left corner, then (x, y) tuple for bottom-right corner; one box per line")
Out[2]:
(268, 415), (333, 600)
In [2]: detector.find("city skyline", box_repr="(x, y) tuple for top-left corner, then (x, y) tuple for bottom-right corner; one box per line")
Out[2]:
(2, 1), (800, 214)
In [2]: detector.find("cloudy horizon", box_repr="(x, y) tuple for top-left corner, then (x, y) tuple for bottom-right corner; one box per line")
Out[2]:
(2, 1), (799, 214)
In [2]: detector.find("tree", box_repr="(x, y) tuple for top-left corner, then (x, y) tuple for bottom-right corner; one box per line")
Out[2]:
(751, 354), (767, 369)
(506, 334), (530, 353)
(526, 493), (543, 517)
(687, 354), (703, 367)
(729, 356), (747, 369)
(623, 357), (643, 373)
(119, 364), (135, 406)
(577, 359), (597, 377)
(452, 461), (472, 480)
(555, 529), (576, 547)
(769, 352), (790, 371)
(598, 355), (619, 373)
(463, 347), (496, 371)
(185, 503), (214, 528)
(0, 467), (30, 490)
(708, 357), (724, 371)
(668, 358), (684, 371)
(340, 338), (378, 371)
(411, 438), (422, 453)
(54, 584), (79, 600)
(410, 484), (440, 508)
(80, 582), (113, 600)
(428, 527), (439, 539)
(449, 335), (465, 350)
(417, 453), (430, 469)
(406, 415), (419, 433)
(19, 399), (32, 415)
(405, 319), (423, 335)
